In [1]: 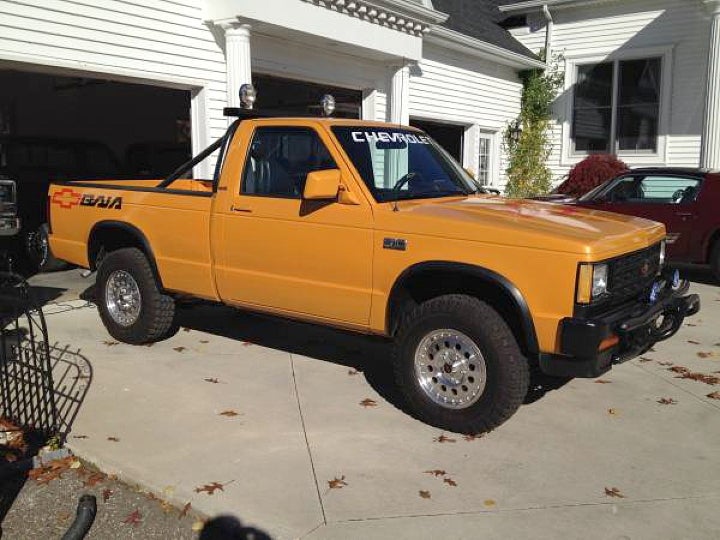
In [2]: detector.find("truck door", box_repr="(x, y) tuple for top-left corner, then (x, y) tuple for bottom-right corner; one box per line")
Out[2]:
(214, 124), (374, 327)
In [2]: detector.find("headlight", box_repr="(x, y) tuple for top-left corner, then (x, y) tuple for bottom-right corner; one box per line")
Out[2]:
(659, 239), (666, 270)
(577, 262), (609, 304)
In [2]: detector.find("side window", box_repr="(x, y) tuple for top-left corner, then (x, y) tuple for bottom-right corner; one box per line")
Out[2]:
(638, 176), (701, 204)
(241, 127), (336, 198)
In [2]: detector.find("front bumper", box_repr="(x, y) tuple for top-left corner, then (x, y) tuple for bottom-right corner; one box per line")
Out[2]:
(539, 277), (700, 378)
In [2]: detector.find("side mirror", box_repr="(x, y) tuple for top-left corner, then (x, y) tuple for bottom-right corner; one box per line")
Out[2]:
(303, 169), (341, 200)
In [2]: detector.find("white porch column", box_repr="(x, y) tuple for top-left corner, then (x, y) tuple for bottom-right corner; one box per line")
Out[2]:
(222, 22), (252, 109)
(389, 64), (410, 126)
(701, 1), (720, 169)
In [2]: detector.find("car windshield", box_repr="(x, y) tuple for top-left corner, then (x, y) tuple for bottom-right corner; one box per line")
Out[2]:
(578, 180), (612, 201)
(332, 127), (475, 202)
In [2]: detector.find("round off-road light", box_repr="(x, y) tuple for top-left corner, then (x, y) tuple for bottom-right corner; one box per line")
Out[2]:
(321, 94), (336, 116)
(240, 84), (257, 109)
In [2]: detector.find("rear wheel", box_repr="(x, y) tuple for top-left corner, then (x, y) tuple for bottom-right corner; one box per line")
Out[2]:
(393, 294), (529, 434)
(96, 247), (175, 344)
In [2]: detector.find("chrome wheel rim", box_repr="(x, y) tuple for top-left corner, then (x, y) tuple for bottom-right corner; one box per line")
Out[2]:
(414, 329), (487, 409)
(105, 270), (141, 327)
(27, 229), (48, 266)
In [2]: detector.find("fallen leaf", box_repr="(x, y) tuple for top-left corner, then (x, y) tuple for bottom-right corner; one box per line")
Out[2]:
(203, 378), (221, 384)
(658, 361), (674, 366)
(359, 398), (377, 408)
(443, 477), (458, 487)
(69, 460), (81, 469)
(707, 392), (720, 400)
(123, 509), (142, 527)
(687, 340), (701, 345)
(102, 489), (113, 503)
(180, 502), (191, 519)
(638, 357), (653, 363)
(192, 520), (205, 532)
(102, 340), (119, 347)
(219, 410), (240, 417)
(697, 351), (716, 359)
(173, 347), (186, 353)
(327, 476), (348, 490)
(347, 369), (360, 376)
(594, 379), (612, 384)
(463, 433), (485, 441)
(669, 366), (690, 374)
(484, 499), (496, 507)
(194, 481), (233, 495)
(56, 512), (72, 523)
(199, 340), (209, 344)
(107, 436), (120, 442)
(607, 408), (619, 416)
(657, 397), (678, 405)
(29, 456), (75, 484)
(433, 433), (456, 443)
(84, 472), (106, 487)
(604, 487), (625, 498)
(419, 490), (431, 499)
(424, 469), (447, 477)
(72, 435), (89, 439)
(160, 501), (174, 514)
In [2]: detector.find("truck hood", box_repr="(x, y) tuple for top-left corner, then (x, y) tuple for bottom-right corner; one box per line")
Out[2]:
(380, 196), (665, 257)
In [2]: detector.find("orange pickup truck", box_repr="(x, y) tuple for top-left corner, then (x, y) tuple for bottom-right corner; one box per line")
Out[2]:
(48, 96), (699, 433)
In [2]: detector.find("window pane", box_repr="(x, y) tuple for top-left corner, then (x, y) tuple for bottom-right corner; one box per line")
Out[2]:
(478, 136), (490, 185)
(573, 63), (613, 152)
(242, 128), (336, 198)
(617, 58), (661, 151)
(639, 176), (700, 203)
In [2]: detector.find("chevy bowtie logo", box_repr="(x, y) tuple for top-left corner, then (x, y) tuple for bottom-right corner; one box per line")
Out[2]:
(51, 188), (82, 209)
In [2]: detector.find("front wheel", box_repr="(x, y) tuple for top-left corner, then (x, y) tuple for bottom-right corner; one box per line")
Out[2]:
(25, 223), (68, 272)
(393, 294), (529, 434)
(96, 247), (175, 344)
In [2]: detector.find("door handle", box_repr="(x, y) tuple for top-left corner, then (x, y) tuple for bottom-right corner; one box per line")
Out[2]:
(231, 205), (252, 213)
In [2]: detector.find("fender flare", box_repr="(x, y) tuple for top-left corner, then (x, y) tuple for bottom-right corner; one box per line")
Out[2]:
(387, 261), (539, 354)
(87, 221), (163, 288)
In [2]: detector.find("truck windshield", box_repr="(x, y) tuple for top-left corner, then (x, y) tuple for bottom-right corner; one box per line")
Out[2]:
(332, 127), (476, 202)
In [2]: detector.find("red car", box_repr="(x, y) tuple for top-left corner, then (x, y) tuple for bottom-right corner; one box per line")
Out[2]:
(574, 168), (720, 280)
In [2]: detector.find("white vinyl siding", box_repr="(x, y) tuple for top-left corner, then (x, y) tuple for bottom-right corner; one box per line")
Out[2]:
(511, 0), (711, 183)
(409, 44), (522, 189)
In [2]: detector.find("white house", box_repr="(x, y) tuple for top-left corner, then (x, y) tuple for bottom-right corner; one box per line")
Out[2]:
(0, 0), (547, 189)
(501, 0), (720, 181)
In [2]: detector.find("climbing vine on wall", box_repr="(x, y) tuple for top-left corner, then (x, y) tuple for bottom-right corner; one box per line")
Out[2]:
(503, 51), (564, 198)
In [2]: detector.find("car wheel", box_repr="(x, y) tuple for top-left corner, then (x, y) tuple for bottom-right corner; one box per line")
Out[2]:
(96, 247), (175, 344)
(711, 240), (720, 282)
(25, 223), (68, 272)
(393, 294), (529, 434)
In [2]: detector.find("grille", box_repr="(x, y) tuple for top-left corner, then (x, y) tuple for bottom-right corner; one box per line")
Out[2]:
(607, 243), (662, 306)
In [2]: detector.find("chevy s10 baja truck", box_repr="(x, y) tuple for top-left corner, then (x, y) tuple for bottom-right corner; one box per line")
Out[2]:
(47, 97), (699, 434)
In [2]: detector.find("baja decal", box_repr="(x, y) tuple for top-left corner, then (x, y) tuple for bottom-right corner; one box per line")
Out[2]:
(80, 194), (123, 210)
(51, 189), (122, 210)
(51, 188), (82, 209)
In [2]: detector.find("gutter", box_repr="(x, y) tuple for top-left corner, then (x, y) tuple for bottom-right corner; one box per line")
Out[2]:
(542, 4), (553, 60)
(499, 0), (590, 13)
(426, 26), (546, 69)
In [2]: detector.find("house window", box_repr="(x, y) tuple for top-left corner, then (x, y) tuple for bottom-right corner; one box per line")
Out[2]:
(572, 57), (662, 154)
(477, 135), (492, 185)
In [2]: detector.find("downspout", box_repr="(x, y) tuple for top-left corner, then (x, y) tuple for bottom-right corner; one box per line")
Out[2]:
(542, 4), (553, 63)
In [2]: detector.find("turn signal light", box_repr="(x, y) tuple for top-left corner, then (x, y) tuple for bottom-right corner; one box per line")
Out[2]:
(598, 335), (619, 351)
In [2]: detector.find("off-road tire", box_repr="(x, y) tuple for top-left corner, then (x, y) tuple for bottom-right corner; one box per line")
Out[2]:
(26, 223), (68, 273)
(96, 248), (175, 344)
(711, 240), (720, 282)
(393, 294), (529, 434)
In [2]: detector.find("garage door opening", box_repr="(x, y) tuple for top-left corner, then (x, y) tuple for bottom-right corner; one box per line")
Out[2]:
(253, 74), (362, 118)
(0, 70), (192, 179)
(410, 119), (464, 163)
(0, 69), (191, 272)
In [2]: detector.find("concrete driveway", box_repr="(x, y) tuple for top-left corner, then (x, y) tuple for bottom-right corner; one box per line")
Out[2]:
(26, 269), (720, 539)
